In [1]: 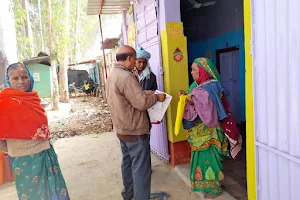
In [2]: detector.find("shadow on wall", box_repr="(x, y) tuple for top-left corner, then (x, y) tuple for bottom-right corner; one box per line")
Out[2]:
(181, 0), (244, 41)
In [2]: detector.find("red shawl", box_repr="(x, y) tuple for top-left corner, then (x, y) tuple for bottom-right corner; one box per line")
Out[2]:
(0, 89), (50, 140)
(196, 66), (212, 85)
(220, 97), (242, 159)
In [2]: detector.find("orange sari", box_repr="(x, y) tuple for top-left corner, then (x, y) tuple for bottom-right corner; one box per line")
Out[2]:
(0, 88), (50, 140)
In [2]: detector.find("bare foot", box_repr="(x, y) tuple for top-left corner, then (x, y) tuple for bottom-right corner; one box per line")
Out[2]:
(204, 193), (219, 199)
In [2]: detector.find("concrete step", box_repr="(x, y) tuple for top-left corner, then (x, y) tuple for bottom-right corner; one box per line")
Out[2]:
(175, 164), (237, 200)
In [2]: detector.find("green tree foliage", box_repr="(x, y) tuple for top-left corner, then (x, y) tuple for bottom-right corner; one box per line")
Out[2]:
(11, 0), (32, 60)
(11, 0), (119, 63)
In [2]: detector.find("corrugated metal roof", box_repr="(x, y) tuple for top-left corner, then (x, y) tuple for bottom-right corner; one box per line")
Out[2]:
(87, 0), (130, 15)
(23, 56), (51, 66)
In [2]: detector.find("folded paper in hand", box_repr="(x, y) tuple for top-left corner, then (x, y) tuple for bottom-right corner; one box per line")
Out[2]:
(147, 90), (172, 123)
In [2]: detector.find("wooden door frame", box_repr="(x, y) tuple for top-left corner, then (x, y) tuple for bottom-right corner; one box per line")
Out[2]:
(216, 46), (240, 73)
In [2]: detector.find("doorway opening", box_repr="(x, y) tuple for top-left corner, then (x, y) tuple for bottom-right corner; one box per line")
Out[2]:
(181, 0), (247, 199)
(216, 47), (241, 124)
(216, 46), (247, 191)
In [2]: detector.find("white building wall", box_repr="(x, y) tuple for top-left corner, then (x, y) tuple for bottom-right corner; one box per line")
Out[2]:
(252, 0), (300, 199)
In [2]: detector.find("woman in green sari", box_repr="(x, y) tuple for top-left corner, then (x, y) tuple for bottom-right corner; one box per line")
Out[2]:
(0, 63), (70, 200)
(179, 58), (240, 199)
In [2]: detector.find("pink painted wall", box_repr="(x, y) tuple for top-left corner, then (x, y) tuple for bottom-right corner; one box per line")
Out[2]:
(158, 0), (181, 31)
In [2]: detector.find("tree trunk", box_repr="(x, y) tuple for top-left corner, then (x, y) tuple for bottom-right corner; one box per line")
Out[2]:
(47, 0), (59, 110)
(59, 0), (70, 102)
(22, 0), (35, 57)
(38, 0), (44, 51)
(75, 0), (80, 62)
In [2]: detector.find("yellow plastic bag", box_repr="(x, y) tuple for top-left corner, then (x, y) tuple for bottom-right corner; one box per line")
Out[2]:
(174, 95), (189, 136)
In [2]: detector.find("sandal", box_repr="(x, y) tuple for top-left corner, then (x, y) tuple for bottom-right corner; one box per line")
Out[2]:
(150, 191), (170, 200)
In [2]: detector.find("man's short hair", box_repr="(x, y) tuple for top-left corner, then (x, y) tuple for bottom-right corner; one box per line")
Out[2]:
(116, 53), (134, 61)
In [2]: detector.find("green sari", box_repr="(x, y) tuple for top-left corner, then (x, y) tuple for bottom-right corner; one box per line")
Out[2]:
(188, 123), (228, 195)
(186, 58), (228, 195)
(10, 146), (70, 200)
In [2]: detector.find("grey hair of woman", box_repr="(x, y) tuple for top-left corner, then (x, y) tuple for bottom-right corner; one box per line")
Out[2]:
(6, 63), (28, 76)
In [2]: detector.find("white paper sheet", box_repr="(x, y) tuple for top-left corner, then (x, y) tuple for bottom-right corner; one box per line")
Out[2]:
(147, 90), (172, 123)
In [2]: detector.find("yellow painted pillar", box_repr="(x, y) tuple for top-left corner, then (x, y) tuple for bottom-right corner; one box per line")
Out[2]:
(244, 0), (257, 199)
(160, 22), (191, 166)
(126, 5), (136, 48)
(161, 22), (189, 143)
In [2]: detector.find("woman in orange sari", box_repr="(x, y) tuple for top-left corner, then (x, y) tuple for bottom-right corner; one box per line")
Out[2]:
(0, 63), (70, 200)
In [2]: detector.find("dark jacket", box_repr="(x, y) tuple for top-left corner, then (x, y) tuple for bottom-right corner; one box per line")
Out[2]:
(140, 72), (158, 91)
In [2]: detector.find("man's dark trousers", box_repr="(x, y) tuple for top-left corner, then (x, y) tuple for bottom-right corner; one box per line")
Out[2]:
(120, 134), (151, 200)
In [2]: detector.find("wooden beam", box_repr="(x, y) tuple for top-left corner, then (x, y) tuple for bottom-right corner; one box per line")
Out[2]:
(99, 14), (108, 79)
(99, 0), (104, 15)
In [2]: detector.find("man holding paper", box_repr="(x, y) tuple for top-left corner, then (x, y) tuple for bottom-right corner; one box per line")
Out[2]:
(106, 45), (166, 200)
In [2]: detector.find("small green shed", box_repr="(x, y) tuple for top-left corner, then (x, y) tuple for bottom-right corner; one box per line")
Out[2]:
(23, 56), (52, 98)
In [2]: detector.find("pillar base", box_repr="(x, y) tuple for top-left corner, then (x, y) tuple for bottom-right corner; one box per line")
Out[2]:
(169, 140), (191, 167)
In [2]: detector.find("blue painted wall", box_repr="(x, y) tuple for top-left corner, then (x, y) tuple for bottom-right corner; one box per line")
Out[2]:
(181, 0), (245, 121)
(187, 29), (245, 121)
(87, 63), (101, 90)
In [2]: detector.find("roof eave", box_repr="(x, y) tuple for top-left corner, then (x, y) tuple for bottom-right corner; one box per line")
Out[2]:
(87, 0), (131, 15)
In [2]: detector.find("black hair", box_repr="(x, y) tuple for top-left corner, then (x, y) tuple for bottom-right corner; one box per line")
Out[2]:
(116, 53), (134, 61)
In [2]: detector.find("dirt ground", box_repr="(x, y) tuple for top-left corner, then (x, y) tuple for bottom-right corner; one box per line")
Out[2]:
(47, 97), (113, 143)
(0, 133), (201, 200)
